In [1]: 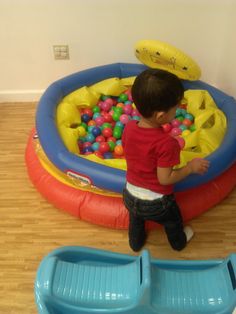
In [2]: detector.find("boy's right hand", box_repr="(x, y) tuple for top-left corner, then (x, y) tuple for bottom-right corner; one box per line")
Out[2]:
(187, 158), (210, 175)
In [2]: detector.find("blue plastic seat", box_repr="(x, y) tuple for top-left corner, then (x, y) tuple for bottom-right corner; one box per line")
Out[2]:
(35, 246), (236, 314)
(151, 259), (235, 313)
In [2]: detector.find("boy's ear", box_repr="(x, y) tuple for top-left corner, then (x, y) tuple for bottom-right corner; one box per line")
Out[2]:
(155, 111), (165, 122)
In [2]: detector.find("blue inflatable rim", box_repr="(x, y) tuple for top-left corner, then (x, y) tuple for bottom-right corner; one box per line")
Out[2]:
(36, 63), (236, 193)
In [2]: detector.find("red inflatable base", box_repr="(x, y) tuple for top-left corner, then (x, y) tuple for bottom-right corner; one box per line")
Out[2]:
(25, 129), (236, 229)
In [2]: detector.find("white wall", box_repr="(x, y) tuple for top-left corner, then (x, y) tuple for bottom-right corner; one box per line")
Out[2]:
(0, 0), (235, 101)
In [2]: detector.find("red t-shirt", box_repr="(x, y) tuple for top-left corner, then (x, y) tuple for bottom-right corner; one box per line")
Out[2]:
(122, 120), (180, 195)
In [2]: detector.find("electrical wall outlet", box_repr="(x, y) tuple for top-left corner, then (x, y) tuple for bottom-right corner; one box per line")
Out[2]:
(53, 45), (69, 60)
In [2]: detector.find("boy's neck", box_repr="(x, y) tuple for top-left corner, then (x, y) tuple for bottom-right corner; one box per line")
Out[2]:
(138, 117), (162, 128)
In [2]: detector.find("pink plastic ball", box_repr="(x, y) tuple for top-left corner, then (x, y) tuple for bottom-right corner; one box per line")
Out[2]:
(123, 104), (133, 115)
(101, 101), (112, 112)
(171, 119), (181, 128)
(95, 116), (105, 126)
(171, 127), (182, 136)
(131, 109), (140, 117)
(119, 114), (129, 124)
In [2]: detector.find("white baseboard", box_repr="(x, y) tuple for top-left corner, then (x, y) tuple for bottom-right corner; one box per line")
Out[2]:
(0, 89), (45, 102)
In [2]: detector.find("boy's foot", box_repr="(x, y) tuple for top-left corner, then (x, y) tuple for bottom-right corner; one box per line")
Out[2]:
(184, 226), (194, 242)
(129, 231), (146, 252)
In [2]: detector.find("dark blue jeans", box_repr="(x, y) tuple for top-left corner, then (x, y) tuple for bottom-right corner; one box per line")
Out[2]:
(123, 187), (187, 251)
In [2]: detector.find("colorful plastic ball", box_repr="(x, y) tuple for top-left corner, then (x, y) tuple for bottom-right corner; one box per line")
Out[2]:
(78, 126), (86, 137)
(88, 120), (96, 126)
(162, 123), (172, 133)
(125, 89), (132, 101)
(132, 116), (141, 121)
(83, 142), (92, 148)
(120, 114), (130, 125)
(115, 121), (124, 129)
(123, 104), (133, 115)
(103, 112), (113, 123)
(116, 102), (125, 110)
(85, 133), (95, 143)
(113, 126), (122, 139)
(116, 139), (122, 146)
(171, 119), (181, 128)
(83, 146), (94, 154)
(114, 106), (123, 115)
(124, 100), (132, 105)
(95, 116), (105, 126)
(175, 136), (185, 149)
(131, 108), (140, 117)
(189, 124), (196, 132)
(80, 122), (88, 130)
(101, 122), (112, 130)
(182, 130), (191, 137)
(171, 127), (182, 136)
(81, 113), (91, 123)
(102, 127), (113, 138)
(101, 101), (112, 112)
(180, 109), (187, 116)
(107, 141), (115, 151)
(83, 108), (93, 117)
(79, 136), (87, 143)
(176, 116), (184, 122)
(114, 145), (124, 156)
(92, 142), (100, 151)
(118, 93), (128, 103)
(185, 113), (194, 121)
(182, 118), (192, 127)
(93, 112), (101, 120)
(93, 105), (100, 114)
(107, 136), (116, 143)
(112, 112), (121, 122)
(94, 151), (104, 159)
(92, 126), (101, 137)
(95, 135), (105, 143)
(99, 142), (110, 153)
(103, 152), (113, 159)
(175, 108), (183, 116)
(87, 125), (95, 133)
(179, 124), (188, 132)
(101, 95), (109, 101)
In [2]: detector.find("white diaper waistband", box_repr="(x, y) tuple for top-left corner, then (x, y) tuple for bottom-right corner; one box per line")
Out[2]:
(126, 182), (163, 201)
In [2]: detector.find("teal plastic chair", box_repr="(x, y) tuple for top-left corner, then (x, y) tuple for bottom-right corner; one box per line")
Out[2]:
(35, 246), (236, 314)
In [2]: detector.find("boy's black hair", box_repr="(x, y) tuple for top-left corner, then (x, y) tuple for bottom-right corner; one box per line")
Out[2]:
(131, 68), (184, 118)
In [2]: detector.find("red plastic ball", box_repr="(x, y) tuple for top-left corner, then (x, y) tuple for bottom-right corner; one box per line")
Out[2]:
(99, 142), (110, 153)
(102, 127), (113, 138)
(162, 123), (172, 133)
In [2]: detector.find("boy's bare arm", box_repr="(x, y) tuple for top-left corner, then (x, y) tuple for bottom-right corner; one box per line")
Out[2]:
(157, 158), (210, 186)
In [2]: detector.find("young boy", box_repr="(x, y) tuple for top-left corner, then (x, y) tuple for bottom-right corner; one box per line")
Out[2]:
(122, 68), (210, 252)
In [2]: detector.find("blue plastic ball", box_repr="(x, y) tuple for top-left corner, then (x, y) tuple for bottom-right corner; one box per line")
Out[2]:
(115, 121), (124, 129)
(81, 113), (91, 123)
(103, 152), (113, 159)
(185, 113), (194, 121)
(85, 133), (95, 143)
(93, 112), (101, 120)
(92, 142), (100, 151)
(92, 126), (101, 137)
(83, 146), (94, 154)
(116, 139), (122, 146)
